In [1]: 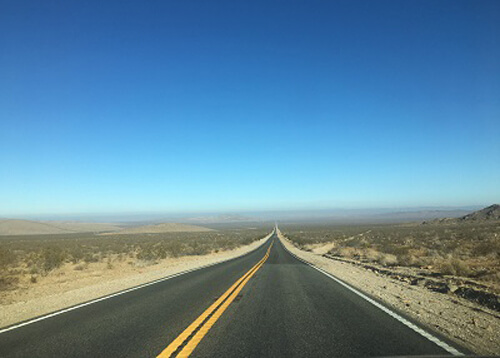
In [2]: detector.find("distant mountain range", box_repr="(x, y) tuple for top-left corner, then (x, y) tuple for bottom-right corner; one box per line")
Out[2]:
(2, 205), (497, 235)
(183, 214), (257, 224)
(102, 223), (213, 235)
(0, 220), (213, 236)
(0, 220), (123, 236)
(369, 209), (473, 222)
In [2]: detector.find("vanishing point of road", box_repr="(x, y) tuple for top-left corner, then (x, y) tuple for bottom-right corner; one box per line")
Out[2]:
(0, 230), (466, 357)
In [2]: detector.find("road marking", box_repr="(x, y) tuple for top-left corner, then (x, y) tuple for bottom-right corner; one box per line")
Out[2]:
(158, 242), (273, 358)
(279, 238), (464, 356)
(0, 234), (274, 335)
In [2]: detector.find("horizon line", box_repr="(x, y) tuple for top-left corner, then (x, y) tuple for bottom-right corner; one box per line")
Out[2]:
(1, 204), (492, 221)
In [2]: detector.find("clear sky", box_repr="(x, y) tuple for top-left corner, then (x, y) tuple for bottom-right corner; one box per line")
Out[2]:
(1, 1), (499, 216)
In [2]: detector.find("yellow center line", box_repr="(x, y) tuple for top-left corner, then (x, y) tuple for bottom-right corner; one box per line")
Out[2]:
(158, 242), (273, 358)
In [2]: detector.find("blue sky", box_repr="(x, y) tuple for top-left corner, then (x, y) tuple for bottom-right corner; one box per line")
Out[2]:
(1, 1), (499, 216)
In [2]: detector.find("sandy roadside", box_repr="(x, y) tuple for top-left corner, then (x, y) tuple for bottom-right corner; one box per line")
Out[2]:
(277, 229), (500, 355)
(0, 232), (272, 329)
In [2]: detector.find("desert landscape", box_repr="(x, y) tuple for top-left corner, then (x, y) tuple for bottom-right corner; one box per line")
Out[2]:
(283, 205), (500, 297)
(1, 207), (498, 354)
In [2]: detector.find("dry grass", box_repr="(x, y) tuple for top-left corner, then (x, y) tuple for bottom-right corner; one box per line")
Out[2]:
(282, 221), (500, 291)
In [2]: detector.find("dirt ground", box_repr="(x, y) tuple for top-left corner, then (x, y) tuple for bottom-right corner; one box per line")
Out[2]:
(278, 230), (500, 355)
(0, 233), (271, 329)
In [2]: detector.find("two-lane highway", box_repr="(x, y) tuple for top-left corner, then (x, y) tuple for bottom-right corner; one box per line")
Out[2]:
(0, 231), (465, 357)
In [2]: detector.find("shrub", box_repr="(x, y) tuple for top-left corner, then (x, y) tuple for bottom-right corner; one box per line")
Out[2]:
(74, 263), (87, 271)
(437, 258), (473, 277)
(41, 247), (66, 273)
(136, 247), (157, 262)
(364, 248), (382, 262)
(83, 253), (99, 263)
(379, 253), (398, 266)
(0, 275), (19, 291)
(0, 247), (16, 270)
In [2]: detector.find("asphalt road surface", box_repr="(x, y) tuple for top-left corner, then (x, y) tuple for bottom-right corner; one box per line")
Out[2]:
(0, 233), (466, 357)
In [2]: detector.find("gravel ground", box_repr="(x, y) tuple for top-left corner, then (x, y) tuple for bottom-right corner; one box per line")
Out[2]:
(0, 233), (271, 329)
(278, 230), (500, 355)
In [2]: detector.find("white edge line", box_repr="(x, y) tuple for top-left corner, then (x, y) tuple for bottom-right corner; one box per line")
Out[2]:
(279, 237), (464, 357)
(0, 232), (275, 335)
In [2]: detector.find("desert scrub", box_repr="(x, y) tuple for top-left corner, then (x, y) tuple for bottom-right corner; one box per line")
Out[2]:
(0, 227), (270, 291)
(0, 247), (19, 291)
(0, 247), (16, 270)
(282, 222), (500, 286)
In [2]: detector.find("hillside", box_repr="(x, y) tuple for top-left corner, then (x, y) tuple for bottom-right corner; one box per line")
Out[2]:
(458, 204), (500, 222)
(0, 220), (70, 236)
(0, 220), (122, 236)
(106, 223), (214, 235)
(423, 204), (500, 224)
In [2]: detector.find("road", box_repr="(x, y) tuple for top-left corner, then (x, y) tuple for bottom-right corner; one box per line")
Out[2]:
(0, 232), (465, 357)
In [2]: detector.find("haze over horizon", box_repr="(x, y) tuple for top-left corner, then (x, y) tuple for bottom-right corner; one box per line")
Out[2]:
(0, 205), (489, 224)
(1, 1), (499, 217)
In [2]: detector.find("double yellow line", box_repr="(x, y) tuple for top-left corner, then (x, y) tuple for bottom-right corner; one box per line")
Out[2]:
(158, 242), (273, 358)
